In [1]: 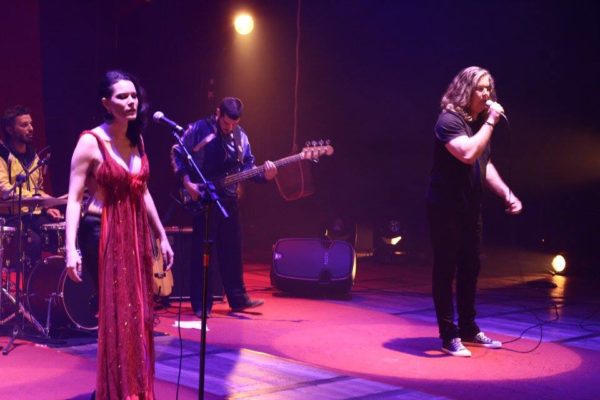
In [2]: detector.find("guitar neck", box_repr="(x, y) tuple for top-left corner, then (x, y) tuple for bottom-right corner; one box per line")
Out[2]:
(222, 153), (303, 187)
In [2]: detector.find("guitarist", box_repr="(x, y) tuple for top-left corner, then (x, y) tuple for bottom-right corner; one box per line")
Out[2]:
(171, 97), (277, 318)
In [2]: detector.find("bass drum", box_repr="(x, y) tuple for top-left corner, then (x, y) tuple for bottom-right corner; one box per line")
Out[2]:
(27, 255), (98, 332)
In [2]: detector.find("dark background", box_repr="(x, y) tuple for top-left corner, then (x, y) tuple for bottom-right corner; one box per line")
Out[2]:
(2, 0), (600, 273)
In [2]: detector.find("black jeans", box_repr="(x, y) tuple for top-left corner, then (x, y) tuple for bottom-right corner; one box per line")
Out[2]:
(427, 203), (482, 340)
(190, 198), (249, 312)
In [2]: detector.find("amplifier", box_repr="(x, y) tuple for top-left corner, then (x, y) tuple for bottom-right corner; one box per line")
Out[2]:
(165, 226), (223, 300)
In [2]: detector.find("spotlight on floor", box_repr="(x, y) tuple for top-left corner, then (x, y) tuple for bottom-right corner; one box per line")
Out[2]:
(375, 219), (406, 263)
(234, 13), (254, 35)
(526, 252), (565, 289)
(551, 254), (567, 275)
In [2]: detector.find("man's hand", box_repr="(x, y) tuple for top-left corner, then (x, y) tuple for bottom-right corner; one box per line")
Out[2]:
(46, 208), (63, 220)
(505, 192), (523, 215)
(486, 100), (504, 126)
(263, 160), (278, 180)
(184, 180), (204, 201)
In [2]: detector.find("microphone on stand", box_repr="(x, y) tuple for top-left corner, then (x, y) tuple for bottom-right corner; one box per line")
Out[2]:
(40, 152), (51, 177)
(152, 111), (185, 134)
(39, 152), (51, 166)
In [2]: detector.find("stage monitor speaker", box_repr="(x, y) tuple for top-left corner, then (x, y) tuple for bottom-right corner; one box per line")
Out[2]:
(271, 238), (356, 295)
(165, 227), (223, 300)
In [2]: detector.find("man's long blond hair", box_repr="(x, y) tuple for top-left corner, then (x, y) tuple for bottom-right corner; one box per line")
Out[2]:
(440, 66), (497, 122)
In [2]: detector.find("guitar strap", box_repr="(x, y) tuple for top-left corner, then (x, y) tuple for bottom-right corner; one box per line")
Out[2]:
(188, 118), (217, 173)
(232, 126), (244, 165)
(185, 120), (244, 181)
(192, 132), (216, 153)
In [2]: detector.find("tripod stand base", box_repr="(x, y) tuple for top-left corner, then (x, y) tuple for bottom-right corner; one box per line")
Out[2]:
(2, 324), (20, 355)
(0, 287), (46, 332)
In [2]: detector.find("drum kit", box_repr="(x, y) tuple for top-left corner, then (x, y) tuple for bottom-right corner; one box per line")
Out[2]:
(0, 196), (98, 343)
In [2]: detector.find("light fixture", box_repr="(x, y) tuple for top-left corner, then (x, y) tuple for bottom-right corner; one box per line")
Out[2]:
(382, 236), (402, 246)
(375, 219), (406, 263)
(551, 254), (567, 274)
(234, 13), (254, 35)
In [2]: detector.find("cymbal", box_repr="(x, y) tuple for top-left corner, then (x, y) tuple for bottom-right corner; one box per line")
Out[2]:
(0, 196), (68, 207)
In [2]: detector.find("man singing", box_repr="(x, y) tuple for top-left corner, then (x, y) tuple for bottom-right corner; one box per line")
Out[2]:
(427, 67), (522, 357)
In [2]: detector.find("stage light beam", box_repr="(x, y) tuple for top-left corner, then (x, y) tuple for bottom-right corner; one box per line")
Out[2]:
(234, 13), (254, 35)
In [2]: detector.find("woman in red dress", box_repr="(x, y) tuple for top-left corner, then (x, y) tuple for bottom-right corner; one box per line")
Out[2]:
(65, 70), (174, 399)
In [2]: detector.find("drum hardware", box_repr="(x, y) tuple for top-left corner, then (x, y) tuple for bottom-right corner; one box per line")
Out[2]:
(0, 285), (45, 333)
(1, 171), (51, 355)
(0, 196), (68, 209)
(39, 290), (63, 337)
(40, 222), (66, 255)
(26, 256), (98, 333)
(0, 278), (17, 325)
(0, 196), (97, 345)
(0, 225), (17, 269)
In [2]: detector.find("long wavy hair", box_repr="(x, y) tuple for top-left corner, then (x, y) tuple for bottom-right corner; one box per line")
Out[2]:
(440, 66), (496, 122)
(99, 70), (148, 147)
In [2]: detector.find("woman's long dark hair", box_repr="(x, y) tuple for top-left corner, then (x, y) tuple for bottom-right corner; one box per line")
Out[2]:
(99, 70), (148, 147)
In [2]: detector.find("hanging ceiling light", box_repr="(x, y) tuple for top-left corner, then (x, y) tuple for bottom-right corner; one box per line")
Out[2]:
(234, 13), (254, 35)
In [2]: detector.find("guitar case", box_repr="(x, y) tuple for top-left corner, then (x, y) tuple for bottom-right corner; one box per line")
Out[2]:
(271, 238), (356, 295)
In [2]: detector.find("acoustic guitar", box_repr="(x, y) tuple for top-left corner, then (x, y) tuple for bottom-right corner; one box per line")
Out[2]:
(151, 238), (174, 297)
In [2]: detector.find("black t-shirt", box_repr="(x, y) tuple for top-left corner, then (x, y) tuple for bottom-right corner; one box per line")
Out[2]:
(427, 110), (491, 210)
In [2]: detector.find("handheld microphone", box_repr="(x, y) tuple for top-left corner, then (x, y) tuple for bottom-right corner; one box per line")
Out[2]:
(485, 100), (508, 120)
(152, 111), (184, 133)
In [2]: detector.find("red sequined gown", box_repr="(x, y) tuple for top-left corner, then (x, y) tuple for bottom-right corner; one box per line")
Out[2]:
(87, 131), (155, 399)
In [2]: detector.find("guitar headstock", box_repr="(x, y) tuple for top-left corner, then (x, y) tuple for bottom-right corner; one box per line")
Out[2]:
(300, 140), (334, 161)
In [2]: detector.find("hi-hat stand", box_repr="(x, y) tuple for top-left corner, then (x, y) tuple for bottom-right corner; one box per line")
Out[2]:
(1, 174), (46, 355)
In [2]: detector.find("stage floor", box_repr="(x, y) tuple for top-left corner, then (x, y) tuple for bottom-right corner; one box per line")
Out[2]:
(1, 245), (599, 400)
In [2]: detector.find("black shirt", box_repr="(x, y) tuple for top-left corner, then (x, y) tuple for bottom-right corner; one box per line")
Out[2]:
(171, 116), (259, 198)
(427, 110), (491, 210)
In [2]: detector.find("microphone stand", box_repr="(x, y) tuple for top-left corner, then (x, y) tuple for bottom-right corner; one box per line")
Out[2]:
(169, 128), (228, 400)
(5, 155), (51, 199)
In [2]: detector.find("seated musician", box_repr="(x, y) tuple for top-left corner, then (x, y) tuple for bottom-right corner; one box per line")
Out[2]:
(0, 105), (62, 269)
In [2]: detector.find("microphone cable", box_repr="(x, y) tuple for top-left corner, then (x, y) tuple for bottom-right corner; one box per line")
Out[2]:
(490, 102), (563, 354)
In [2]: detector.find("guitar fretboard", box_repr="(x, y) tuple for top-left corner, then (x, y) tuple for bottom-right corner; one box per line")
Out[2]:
(222, 153), (304, 187)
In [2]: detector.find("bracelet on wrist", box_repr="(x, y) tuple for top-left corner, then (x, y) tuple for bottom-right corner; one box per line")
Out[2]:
(485, 121), (495, 127)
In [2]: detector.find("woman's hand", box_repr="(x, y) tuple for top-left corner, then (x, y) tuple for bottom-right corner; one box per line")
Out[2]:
(66, 248), (83, 283)
(160, 237), (174, 271)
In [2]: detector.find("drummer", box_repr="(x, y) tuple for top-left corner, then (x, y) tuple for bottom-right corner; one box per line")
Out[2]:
(0, 105), (63, 268)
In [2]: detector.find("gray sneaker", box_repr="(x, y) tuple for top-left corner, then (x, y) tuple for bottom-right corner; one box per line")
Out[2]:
(462, 332), (502, 349)
(442, 338), (472, 357)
